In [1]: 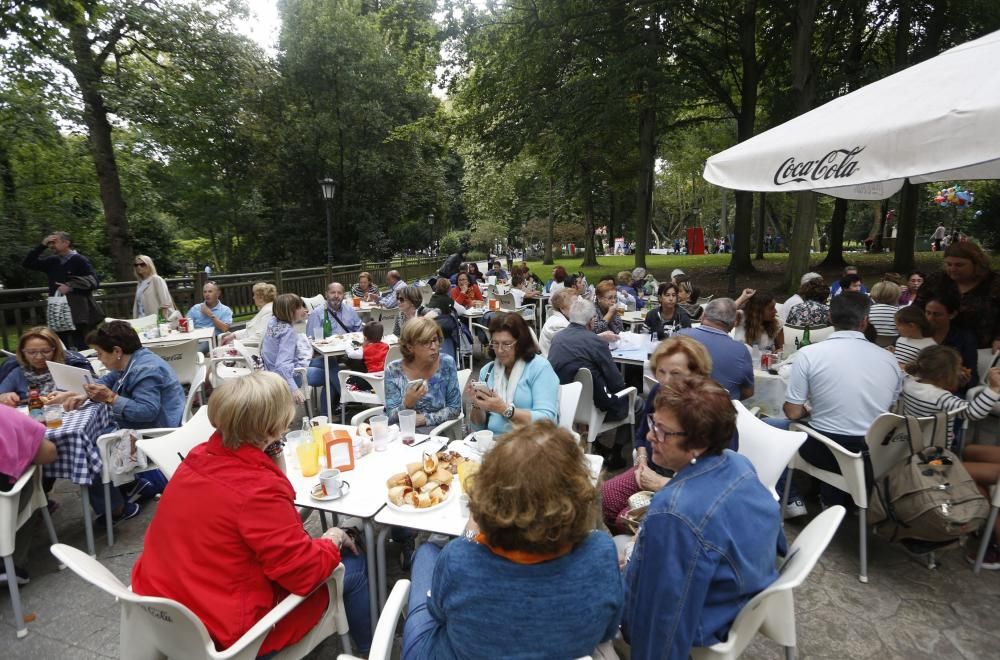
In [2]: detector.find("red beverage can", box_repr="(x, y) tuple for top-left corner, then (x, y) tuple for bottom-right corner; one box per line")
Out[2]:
(760, 353), (770, 370)
(178, 317), (189, 332)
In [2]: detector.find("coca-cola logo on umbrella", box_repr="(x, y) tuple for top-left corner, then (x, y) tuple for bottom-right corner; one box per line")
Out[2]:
(773, 146), (865, 186)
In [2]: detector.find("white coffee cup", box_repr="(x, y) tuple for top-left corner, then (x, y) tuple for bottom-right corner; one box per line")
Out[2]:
(319, 468), (344, 498)
(473, 429), (495, 455)
(311, 415), (329, 427)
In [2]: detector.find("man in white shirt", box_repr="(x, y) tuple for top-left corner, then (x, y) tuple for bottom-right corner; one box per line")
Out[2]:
(782, 291), (903, 507)
(539, 288), (576, 355)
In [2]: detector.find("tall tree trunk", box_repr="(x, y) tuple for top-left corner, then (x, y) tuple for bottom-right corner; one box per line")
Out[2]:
(893, 181), (920, 273)
(69, 23), (133, 280)
(755, 192), (766, 260)
(580, 161), (599, 267)
(818, 198), (849, 269)
(543, 176), (555, 265)
(728, 0), (761, 274)
(634, 99), (656, 269)
(783, 0), (820, 293)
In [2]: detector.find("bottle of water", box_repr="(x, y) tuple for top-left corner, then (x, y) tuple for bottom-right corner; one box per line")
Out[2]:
(301, 416), (311, 433)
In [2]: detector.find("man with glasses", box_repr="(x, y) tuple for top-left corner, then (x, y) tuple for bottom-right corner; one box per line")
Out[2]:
(23, 231), (103, 349)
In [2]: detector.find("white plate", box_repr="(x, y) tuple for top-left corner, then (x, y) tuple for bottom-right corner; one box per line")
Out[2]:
(385, 477), (455, 513)
(310, 481), (351, 501)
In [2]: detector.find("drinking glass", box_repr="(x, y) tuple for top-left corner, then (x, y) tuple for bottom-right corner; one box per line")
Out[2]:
(371, 415), (390, 451)
(398, 410), (417, 436)
(43, 404), (64, 430)
(295, 440), (319, 477)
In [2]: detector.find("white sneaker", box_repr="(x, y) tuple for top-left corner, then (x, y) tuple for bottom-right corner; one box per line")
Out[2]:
(783, 498), (808, 519)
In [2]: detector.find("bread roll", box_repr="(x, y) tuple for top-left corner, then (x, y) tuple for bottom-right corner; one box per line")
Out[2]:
(415, 492), (432, 508)
(422, 451), (438, 473)
(358, 423), (373, 437)
(388, 486), (412, 506)
(406, 461), (424, 476)
(429, 486), (448, 502)
(410, 470), (428, 489)
(433, 467), (454, 484)
(386, 472), (411, 488)
(420, 480), (439, 494)
(405, 491), (420, 507)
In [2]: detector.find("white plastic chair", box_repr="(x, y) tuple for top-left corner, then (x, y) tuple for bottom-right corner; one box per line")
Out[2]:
(106, 314), (157, 332)
(338, 579), (409, 660)
(418, 285), (433, 305)
(690, 506), (846, 660)
(385, 344), (403, 365)
(303, 294), (326, 311)
(146, 339), (205, 386)
(782, 411), (957, 583)
(972, 478), (1000, 573)
(572, 367), (637, 452)
(337, 370), (386, 423)
(558, 382), (583, 432)
(51, 543), (352, 659)
(782, 325), (834, 355)
(2, 465), (60, 638)
(732, 400), (806, 498)
(135, 406), (217, 481)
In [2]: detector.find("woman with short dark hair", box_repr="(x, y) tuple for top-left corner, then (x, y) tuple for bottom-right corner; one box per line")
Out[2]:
(622, 375), (782, 659)
(401, 421), (622, 659)
(643, 282), (691, 339)
(470, 312), (559, 434)
(786, 278), (832, 328)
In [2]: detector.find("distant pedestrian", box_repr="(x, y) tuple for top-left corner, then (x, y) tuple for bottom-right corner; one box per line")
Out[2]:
(23, 232), (103, 349)
(204, 264), (213, 277)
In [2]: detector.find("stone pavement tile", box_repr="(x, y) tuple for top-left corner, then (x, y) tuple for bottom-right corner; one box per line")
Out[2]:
(795, 605), (889, 659)
(822, 571), (902, 619)
(947, 590), (1000, 639)
(4, 630), (114, 659)
(872, 598), (964, 658)
(943, 624), (1000, 660)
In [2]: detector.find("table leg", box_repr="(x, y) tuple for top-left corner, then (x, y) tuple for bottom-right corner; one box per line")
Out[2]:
(324, 356), (333, 423)
(80, 485), (96, 557)
(364, 520), (378, 626)
(376, 525), (391, 609)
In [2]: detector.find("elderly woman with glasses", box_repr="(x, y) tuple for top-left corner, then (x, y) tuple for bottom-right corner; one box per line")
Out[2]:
(132, 255), (176, 320)
(470, 312), (559, 435)
(0, 326), (94, 407)
(622, 375), (782, 660)
(384, 316), (461, 433)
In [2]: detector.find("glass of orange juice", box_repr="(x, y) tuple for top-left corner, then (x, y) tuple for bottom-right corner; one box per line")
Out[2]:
(296, 440), (319, 477)
(458, 461), (479, 493)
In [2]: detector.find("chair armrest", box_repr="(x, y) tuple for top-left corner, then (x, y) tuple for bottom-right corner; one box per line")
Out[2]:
(789, 423), (862, 458)
(429, 413), (463, 438)
(613, 386), (638, 400)
(789, 422), (868, 508)
(350, 407), (385, 426)
(221, 564), (346, 660)
(0, 465), (36, 500)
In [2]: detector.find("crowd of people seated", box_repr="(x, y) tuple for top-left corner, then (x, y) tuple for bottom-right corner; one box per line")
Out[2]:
(8, 243), (1000, 659)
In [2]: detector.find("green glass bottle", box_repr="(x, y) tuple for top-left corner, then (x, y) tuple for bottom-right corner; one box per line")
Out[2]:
(322, 309), (333, 338)
(800, 326), (812, 347)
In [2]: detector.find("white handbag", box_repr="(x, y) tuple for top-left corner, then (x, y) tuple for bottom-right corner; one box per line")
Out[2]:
(47, 291), (76, 332)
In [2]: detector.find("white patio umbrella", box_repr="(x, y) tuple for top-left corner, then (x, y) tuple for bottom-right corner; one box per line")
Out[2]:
(703, 29), (1000, 200)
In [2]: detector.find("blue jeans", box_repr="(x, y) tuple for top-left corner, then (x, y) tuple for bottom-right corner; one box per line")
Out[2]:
(341, 552), (373, 653)
(308, 357), (341, 415)
(401, 543), (441, 660)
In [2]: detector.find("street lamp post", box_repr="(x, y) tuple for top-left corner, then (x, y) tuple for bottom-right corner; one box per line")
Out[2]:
(429, 212), (435, 254)
(319, 178), (336, 267)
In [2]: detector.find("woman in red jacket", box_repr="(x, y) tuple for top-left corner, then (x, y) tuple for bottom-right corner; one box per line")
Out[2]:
(130, 372), (371, 655)
(450, 271), (484, 308)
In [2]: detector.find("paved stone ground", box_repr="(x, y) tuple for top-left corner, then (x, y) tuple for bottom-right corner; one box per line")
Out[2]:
(3, 474), (999, 659)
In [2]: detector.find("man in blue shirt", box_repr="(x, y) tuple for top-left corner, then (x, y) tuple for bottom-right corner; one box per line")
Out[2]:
(829, 265), (868, 296)
(186, 282), (232, 336)
(306, 282), (362, 338)
(678, 298), (754, 400)
(378, 270), (407, 308)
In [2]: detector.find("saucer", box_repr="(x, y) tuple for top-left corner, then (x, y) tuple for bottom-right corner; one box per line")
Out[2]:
(310, 481), (351, 501)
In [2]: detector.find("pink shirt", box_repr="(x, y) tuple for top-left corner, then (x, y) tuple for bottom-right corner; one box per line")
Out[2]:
(0, 405), (45, 481)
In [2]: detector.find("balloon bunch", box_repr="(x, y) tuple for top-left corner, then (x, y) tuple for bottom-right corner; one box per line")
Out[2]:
(932, 185), (974, 208)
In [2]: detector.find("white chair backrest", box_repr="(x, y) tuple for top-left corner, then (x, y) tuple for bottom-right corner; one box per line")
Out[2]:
(558, 382), (583, 431)
(304, 294), (325, 311)
(0, 466), (47, 557)
(643, 374), (657, 392)
(528, 326), (540, 351)
(865, 410), (958, 480)
(732, 401), (807, 497)
(497, 293), (517, 310)
(978, 348), (999, 385)
(136, 407), (216, 480)
(457, 368), (472, 393)
(385, 344), (402, 365)
(50, 543), (224, 659)
(419, 285), (433, 305)
(146, 339), (204, 386)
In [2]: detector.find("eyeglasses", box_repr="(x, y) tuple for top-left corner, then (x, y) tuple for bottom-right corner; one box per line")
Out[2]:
(134, 262), (146, 267)
(24, 348), (55, 357)
(418, 338), (441, 347)
(489, 340), (517, 352)
(647, 414), (686, 443)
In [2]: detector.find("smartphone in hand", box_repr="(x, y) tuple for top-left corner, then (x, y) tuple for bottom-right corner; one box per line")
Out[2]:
(408, 378), (425, 390)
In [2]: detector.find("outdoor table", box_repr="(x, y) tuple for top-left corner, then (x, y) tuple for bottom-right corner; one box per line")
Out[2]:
(373, 439), (606, 608)
(312, 333), (399, 418)
(42, 402), (114, 556)
(745, 367), (790, 418)
(283, 423), (439, 625)
(141, 326), (215, 351)
(354, 301), (381, 318)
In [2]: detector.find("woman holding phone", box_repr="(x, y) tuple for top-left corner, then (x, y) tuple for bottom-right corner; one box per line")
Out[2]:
(384, 317), (461, 433)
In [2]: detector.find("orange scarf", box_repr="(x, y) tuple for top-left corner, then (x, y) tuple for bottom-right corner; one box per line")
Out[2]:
(475, 533), (572, 565)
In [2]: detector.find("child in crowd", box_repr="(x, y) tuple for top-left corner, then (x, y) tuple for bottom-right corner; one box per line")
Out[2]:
(900, 345), (1000, 567)
(891, 305), (936, 365)
(345, 321), (389, 391)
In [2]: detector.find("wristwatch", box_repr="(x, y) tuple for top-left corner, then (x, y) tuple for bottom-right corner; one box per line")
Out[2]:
(502, 404), (515, 419)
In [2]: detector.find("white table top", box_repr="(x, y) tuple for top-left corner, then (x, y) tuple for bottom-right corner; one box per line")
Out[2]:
(286, 427), (450, 519)
(140, 327), (214, 347)
(312, 333), (399, 356)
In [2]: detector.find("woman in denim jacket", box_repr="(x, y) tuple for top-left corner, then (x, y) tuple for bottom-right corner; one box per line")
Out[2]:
(622, 375), (784, 660)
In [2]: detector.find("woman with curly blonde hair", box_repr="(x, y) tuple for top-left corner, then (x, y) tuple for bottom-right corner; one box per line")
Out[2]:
(400, 421), (623, 659)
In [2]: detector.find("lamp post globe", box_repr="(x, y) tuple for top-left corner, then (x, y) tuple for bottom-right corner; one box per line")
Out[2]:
(319, 178), (336, 267)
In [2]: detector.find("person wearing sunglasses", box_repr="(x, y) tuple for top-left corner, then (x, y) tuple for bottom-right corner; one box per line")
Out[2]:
(469, 312), (559, 435)
(0, 326), (94, 407)
(621, 375), (783, 660)
(132, 255), (176, 320)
